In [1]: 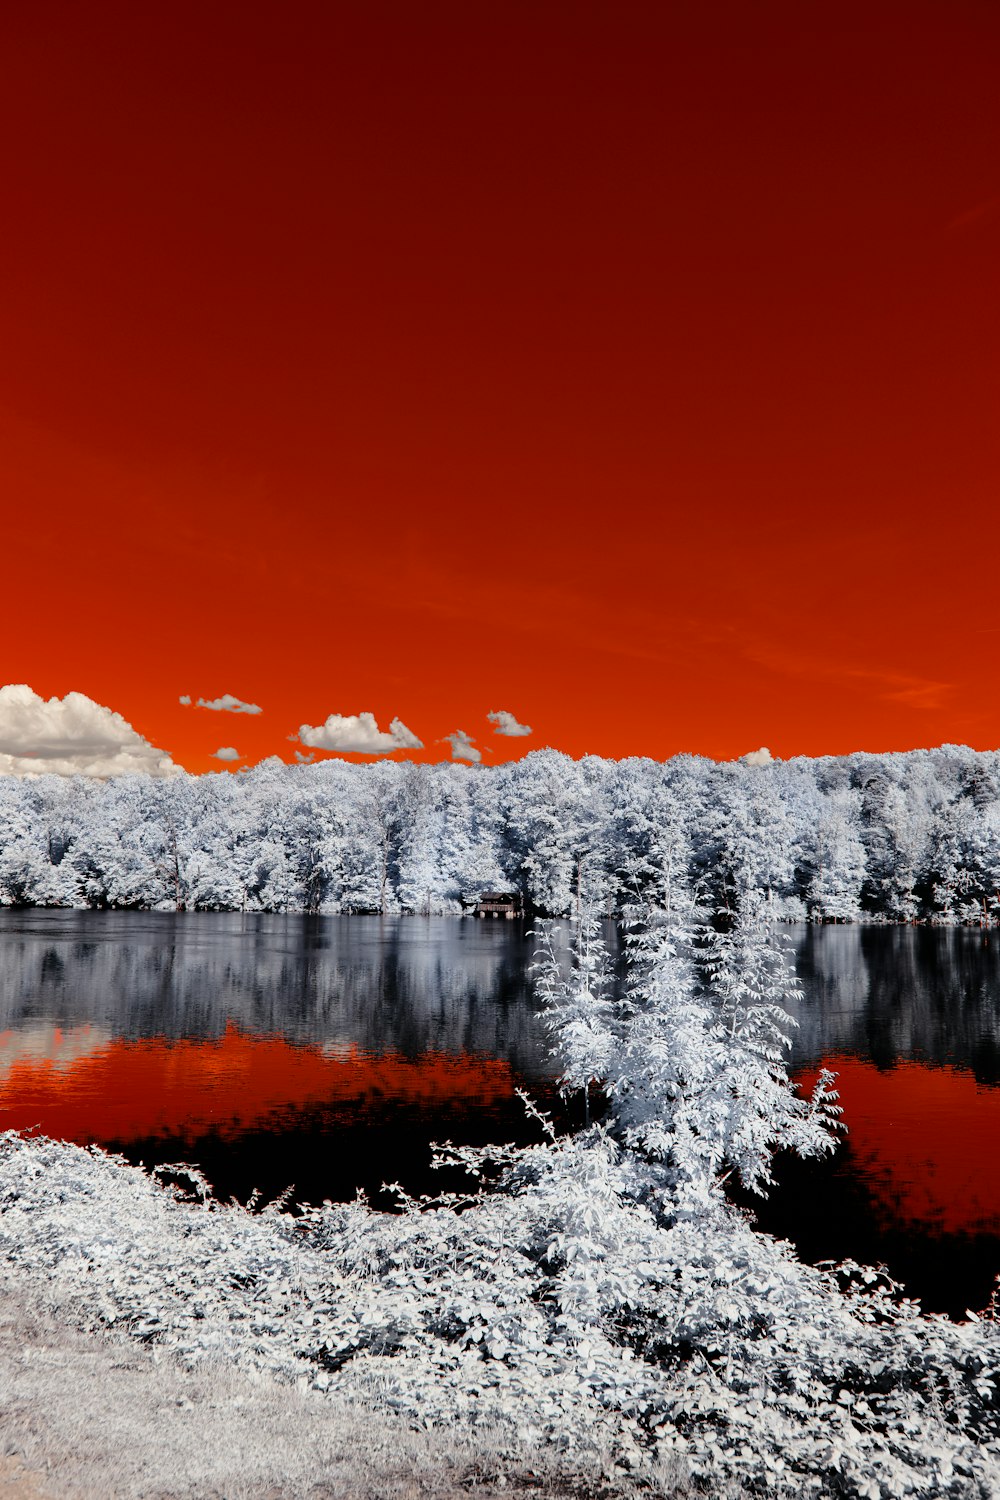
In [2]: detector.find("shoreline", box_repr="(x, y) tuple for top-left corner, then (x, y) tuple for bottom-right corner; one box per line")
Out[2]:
(1, 904), (997, 928)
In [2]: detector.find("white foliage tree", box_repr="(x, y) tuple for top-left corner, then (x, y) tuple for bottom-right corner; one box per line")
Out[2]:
(611, 849), (716, 1205)
(532, 865), (615, 1123)
(697, 887), (842, 1195)
(808, 788), (867, 922)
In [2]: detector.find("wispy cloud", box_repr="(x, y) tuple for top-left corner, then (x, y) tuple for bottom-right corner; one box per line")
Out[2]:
(945, 195), (1000, 236)
(298, 712), (423, 756)
(442, 730), (481, 763)
(488, 709), (532, 737)
(0, 684), (178, 778)
(211, 747), (241, 762)
(185, 693), (262, 715)
(741, 642), (951, 712)
(845, 669), (950, 712)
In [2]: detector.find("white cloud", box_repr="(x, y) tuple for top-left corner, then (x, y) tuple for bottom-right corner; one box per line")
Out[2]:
(298, 712), (423, 756)
(0, 684), (179, 778)
(294, 750), (315, 764)
(178, 695), (192, 706)
(488, 709), (532, 737)
(443, 730), (481, 763)
(743, 747), (773, 766)
(194, 694), (262, 715)
(211, 747), (241, 762)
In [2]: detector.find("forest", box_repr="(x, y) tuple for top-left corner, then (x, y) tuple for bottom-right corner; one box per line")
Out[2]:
(1, 743), (999, 923)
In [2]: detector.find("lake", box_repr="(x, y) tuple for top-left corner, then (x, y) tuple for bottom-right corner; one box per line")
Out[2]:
(753, 924), (1000, 1319)
(0, 910), (997, 1317)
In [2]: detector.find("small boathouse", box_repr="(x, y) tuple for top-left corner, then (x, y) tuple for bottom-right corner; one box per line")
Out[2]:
(472, 891), (525, 919)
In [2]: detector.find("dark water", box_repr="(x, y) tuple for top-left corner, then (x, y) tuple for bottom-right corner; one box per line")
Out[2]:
(1, 911), (998, 1315)
(0, 910), (560, 1210)
(755, 925), (1000, 1317)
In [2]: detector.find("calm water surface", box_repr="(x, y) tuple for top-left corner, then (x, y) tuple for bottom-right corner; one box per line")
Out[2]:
(1, 911), (998, 1316)
(758, 925), (1000, 1317)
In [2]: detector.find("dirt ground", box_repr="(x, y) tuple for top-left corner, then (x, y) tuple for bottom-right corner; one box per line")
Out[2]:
(0, 1456), (54, 1500)
(0, 1269), (690, 1500)
(0, 1268), (491, 1499)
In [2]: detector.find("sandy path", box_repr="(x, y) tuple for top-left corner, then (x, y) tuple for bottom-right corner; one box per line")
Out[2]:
(0, 1457), (54, 1499)
(0, 1270), (651, 1500)
(0, 1268), (482, 1499)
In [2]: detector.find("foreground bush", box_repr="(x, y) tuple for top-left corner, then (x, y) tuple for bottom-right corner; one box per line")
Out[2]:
(1, 1127), (998, 1498)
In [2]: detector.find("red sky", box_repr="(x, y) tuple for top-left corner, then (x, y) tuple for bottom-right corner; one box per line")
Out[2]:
(2, 1), (998, 772)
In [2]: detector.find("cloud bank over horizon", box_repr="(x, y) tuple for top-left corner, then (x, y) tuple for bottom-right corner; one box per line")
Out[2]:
(488, 710), (532, 737)
(0, 685), (179, 778)
(298, 712), (423, 757)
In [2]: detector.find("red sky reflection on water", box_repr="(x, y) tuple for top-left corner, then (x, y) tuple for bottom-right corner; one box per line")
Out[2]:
(797, 1055), (1000, 1238)
(0, 1023), (516, 1147)
(5, 1029), (998, 1240)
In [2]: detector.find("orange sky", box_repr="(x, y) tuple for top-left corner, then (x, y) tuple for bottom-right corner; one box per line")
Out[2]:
(2, 2), (998, 773)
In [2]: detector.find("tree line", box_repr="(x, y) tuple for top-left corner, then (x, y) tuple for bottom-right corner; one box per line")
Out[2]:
(1, 742), (999, 921)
